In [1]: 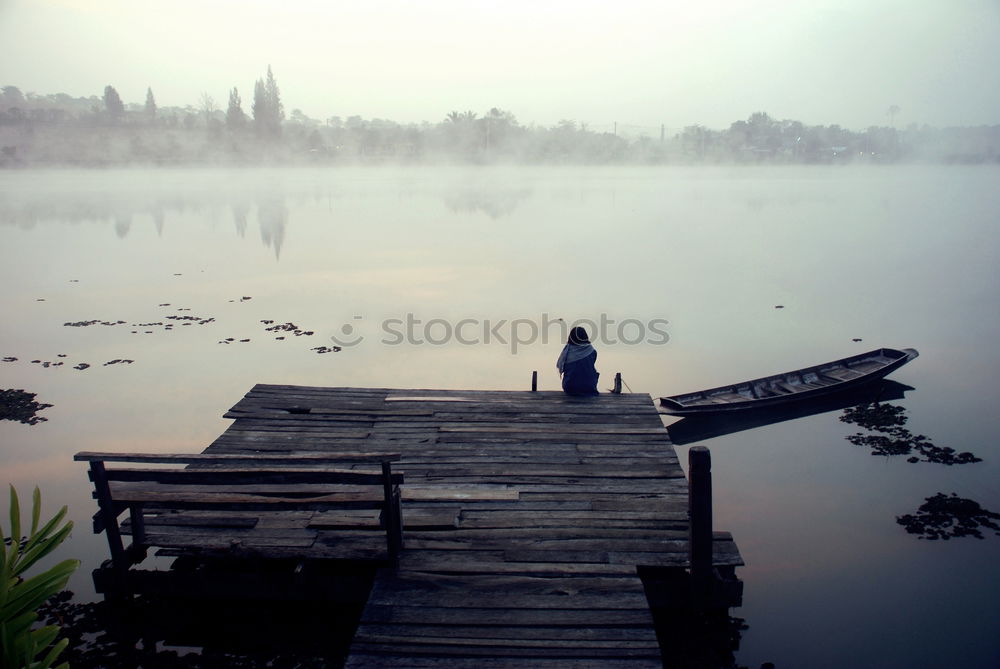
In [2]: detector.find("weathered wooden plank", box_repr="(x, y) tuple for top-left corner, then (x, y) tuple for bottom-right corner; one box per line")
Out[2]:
(401, 528), (690, 542)
(351, 633), (661, 650)
(354, 624), (656, 642)
(346, 655), (662, 669)
(347, 641), (661, 658)
(402, 487), (520, 502)
(382, 466), (679, 479)
(101, 467), (401, 486)
(359, 604), (655, 626)
(396, 554), (638, 577)
(75, 451), (402, 463)
(403, 536), (690, 553)
(105, 488), (388, 508)
(459, 516), (687, 530)
(438, 425), (668, 434)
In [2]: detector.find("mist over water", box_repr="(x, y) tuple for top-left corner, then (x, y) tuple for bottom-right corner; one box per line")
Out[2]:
(2, 164), (999, 668)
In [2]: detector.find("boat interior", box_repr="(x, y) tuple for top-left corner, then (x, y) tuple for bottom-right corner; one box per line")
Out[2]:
(677, 352), (900, 407)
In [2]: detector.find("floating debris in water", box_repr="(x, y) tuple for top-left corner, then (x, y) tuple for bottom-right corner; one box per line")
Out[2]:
(73, 363), (91, 371)
(159, 303), (171, 306)
(2, 356), (16, 363)
(230, 296), (253, 302)
(173, 273), (182, 276)
(103, 359), (134, 366)
(69, 279), (79, 282)
(840, 403), (981, 465)
(166, 315), (215, 325)
(264, 322), (314, 337)
(1, 388), (53, 425)
(64, 320), (127, 327)
(774, 305), (784, 309)
(36, 298), (45, 301)
(852, 338), (863, 342)
(311, 346), (341, 354)
(57, 354), (66, 357)
(897, 493), (1000, 540)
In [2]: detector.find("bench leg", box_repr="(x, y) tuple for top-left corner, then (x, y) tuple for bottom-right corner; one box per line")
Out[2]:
(382, 462), (404, 564)
(90, 461), (129, 572)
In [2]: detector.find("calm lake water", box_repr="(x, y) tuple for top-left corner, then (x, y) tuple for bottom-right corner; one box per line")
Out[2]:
(2, 165), (999, 668)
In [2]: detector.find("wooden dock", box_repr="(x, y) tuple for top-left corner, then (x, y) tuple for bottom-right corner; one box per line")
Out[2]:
(197, 384), (743, 667)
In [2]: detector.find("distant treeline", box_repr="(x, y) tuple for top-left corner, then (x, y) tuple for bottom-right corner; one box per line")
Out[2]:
(2, 71), (999, 167)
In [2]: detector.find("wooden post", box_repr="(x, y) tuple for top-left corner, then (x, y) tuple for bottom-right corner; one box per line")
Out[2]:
(688, 446), (713, 601)
(89, 460), (128, 572)
(531, 370), (538, 392)
(612, 372), (622, 394)
(128, 504), (147, 563)
(382, 460), (403, 563)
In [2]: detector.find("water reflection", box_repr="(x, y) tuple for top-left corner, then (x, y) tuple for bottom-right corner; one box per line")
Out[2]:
(442, 186), (532, 218)
(0, 181), (291, 257)
(256, 193), (287, 259)
(39, 589), (360, 668)
(668, 377), (997, 545)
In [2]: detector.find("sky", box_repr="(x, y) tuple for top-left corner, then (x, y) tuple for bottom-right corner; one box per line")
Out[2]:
(1, 0), (999, 132)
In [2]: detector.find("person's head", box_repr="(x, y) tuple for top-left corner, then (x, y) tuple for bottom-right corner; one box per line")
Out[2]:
(568, 326), (590, 345)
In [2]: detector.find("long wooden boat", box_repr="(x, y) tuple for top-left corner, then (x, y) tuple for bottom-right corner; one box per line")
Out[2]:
(659, 347), (918, 416)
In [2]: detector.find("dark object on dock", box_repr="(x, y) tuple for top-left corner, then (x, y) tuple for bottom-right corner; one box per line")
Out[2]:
(666, 379), (914, 445)
(659, 347), (918, 416)
(74, 451), (405, 595)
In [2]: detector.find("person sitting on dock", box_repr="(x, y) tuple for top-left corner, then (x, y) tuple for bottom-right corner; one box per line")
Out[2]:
(557, 326), (600, 395)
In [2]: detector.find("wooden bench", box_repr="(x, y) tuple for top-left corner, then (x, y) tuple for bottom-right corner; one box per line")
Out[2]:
(74, 451), (404, 573)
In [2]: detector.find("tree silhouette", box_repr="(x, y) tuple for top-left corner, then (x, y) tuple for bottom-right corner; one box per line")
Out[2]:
(144, 87), (156, 121)
(264, 65), (284, 137)
(252, 79), (267, 136)
(887, 105), (900, 127)
(251, 66), (284, 139)
(226, 87), (246, 130)
(103, 85), (124, 121)
(199, 92), (217, 125)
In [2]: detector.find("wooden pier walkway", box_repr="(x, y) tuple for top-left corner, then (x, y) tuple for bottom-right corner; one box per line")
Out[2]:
(200, 384), (743, 667)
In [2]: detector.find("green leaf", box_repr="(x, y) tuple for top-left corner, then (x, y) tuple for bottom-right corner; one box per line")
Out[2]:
(1, 487), (78, 669)
(14, 522), (74, 578)
(38, 636), (69, 669)
(21, 506), (69, 556)
(3, 561), (77, 619)
(8, 485), (21, 551)
(31, 486), (41, 536)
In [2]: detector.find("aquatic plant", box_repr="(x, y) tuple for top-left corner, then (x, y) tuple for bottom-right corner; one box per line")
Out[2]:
(839, 403), (981, 465)
(1, 486), (79, 669)
(0, 390), (53, 426)
(897, 493), (1000, 540)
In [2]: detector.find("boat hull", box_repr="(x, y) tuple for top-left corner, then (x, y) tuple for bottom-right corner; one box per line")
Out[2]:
(659, 348), (918, 416)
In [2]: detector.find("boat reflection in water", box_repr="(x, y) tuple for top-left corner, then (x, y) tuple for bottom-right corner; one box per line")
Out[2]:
(664, 379), (914, 446)
(667, 378), (998, 544)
